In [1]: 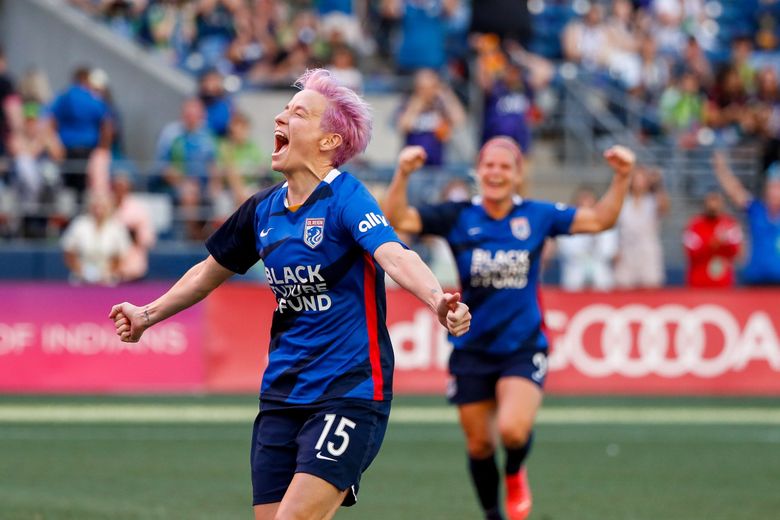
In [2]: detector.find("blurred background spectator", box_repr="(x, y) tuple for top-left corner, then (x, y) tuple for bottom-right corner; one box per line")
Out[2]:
(326, 44), (363, 92)
(141, 0), (197, 68)
(683, 190), (743, 287)
(713, 151), (780, 285)
(61, 191), (131, 286)
(7, 103), (65, 238)
(705, 64), (750, 144)
(154, 97), (217, 239)
(557, 186), (619, 291)
(0, 47), (22, 168)
(112, 171), (156, 281)
(155, 97), (217, 196)
(198, 68), (233, 137)
(88, 68), (126, 159)
(396, 68), (465, 166)
(217, 110), (271, 204)
(477, 38), (537, 153)
(659, 69), (706, 148)
(383, 0), (459, 74)
(562, 2), (608, 70)
(18, 68), (53, 119)
(0, 0), (775, 287)
(48, 67), (114, 199)
(614, 166), (669, 289)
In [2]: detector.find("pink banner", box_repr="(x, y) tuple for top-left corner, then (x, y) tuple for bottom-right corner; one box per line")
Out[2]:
(2, 283), (778, 395)
(542, 289), (780, 395)
(202, 286), (780, 395)
(0, 284), (205, 392)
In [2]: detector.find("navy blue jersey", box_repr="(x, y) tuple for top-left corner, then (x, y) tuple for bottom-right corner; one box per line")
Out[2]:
(418, 196), (576, 355)
(206, 170), (403, 404)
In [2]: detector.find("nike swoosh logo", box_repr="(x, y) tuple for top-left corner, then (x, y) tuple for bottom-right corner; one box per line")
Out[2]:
(316, 452), (337, 462)
(467, 228), (481, 236)
(259, 228), (272, 237)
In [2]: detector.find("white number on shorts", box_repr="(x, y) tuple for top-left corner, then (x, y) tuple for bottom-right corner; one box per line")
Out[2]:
(315, 414), (357, 457)
(531, 352), (548, 382)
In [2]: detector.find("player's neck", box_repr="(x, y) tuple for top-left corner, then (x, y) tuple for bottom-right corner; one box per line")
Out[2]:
(482, 198), (514, 220)
(285, 165), (333, 207)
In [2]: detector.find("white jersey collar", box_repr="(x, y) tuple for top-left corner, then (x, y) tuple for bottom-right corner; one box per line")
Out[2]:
(282, 169), (342, 207)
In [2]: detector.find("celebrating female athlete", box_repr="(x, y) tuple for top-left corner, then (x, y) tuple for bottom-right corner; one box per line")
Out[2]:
(109, 69), (471, 520)
(382, 137), (634, 520)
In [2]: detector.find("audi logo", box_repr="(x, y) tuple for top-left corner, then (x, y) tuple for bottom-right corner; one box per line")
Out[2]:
(545, 304), (780, 378)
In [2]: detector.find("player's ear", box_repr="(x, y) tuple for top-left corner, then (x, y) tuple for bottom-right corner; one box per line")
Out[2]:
(320, 133), (342, 153)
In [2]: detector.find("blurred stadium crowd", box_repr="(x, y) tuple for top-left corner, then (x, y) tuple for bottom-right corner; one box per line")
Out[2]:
(0, 0), (779, 287)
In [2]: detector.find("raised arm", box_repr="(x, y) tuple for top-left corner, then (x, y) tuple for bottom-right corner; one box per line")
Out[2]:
(109, 256), (234, 342)
(438, 86), (466, 128)
(374, 242), (470, 337)
(397, 96), (426, 133)
(712, 150), (751, 210)
(569, 145), (635, 233)
(381, 146), (427, 234)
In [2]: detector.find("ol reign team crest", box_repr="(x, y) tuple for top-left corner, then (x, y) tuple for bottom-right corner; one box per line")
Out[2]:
(304, 218), (325, 249)
(510, 217), (531, 240)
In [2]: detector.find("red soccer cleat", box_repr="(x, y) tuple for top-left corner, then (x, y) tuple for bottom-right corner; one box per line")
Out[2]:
(505, 467), (532, 520)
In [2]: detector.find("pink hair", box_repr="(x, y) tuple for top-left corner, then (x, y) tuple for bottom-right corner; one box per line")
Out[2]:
(294, 69), (372, 167)
(477, 136), (524, 170)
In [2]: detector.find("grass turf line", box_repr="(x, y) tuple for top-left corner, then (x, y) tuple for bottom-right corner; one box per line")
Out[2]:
(1, 396), (779, 520)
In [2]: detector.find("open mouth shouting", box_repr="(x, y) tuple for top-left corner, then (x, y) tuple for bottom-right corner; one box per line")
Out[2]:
(272, 129), (289, 158)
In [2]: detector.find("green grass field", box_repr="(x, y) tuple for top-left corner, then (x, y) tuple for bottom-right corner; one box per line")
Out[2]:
(1, 395), (779, 520)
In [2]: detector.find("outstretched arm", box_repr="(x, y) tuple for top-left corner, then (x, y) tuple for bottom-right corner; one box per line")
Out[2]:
(712, 151), (751, 210)
(109, 256), (234, 342)
(381, 146), (427, 234)
(374, 242), (471, 337)
(569, 145), (635, 234)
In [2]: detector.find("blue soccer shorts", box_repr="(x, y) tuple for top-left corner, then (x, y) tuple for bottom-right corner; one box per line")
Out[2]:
(250, 398), (391, 506)
(447, 348), (549, 405)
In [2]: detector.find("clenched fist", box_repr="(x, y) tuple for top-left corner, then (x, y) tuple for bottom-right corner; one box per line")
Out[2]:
(108, 302), (148, 343)
(603, 145), (636, 177)
(396, 146), (427, 178)
(436, 292), (471, 337)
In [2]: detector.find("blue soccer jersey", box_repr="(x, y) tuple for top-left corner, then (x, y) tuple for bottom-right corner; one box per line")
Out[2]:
(418, 196), (576, 355)
(206, 169), (403, 404)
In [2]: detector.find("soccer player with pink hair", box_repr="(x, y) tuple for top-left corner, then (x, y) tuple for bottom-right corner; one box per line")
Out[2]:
(109, 69), (471, 519)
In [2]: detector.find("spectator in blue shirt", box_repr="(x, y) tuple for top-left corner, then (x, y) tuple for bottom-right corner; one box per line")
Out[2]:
(714, 151), (780, 285)
(384, 0), (459, 73)
(49, 67), (113, 198)
(198, 68), (232, 137)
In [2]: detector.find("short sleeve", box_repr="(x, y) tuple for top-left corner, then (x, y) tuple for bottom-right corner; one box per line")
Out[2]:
(417, 201), (466, 237)
(545, 201), (577, 237)
(205, 193), (261, 274)
(341, 182), (404, 256)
